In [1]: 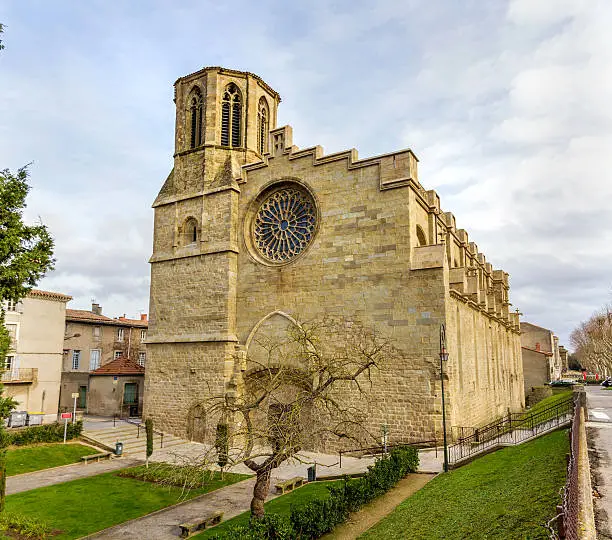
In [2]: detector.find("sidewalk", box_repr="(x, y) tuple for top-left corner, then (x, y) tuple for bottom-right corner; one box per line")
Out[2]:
(8, 456), (142, 495)
(585, 385), (612, 538)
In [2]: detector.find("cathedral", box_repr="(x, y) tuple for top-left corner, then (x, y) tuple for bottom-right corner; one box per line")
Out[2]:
(143, 66), (525, 449)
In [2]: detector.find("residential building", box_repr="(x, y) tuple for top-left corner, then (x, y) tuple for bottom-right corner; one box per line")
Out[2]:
(521, 321), (564, 396)
(88, 356), (145, 417)
(3, 289), (72, 423)
(59, 303), (148, 413)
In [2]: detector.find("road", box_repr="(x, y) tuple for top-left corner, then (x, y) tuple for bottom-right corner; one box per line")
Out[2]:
(586, 384), (612, 539)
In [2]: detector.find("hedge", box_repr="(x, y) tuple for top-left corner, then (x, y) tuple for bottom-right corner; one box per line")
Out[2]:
(2, 421), (83, 446)
(213, 445), (419, 539)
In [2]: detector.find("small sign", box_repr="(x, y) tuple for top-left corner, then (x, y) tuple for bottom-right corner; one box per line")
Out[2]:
(71, 392), (79, 399)
(61, 412), (72, 419)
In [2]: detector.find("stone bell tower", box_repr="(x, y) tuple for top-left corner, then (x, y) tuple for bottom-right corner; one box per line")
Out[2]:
(144, 67), (280, 440)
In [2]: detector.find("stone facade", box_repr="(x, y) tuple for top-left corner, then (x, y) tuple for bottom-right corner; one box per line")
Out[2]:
(144, 66), (524, 449)
(3, 289), (72, 423)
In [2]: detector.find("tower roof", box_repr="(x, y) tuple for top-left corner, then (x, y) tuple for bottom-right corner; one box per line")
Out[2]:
(175, 66), (281, 102)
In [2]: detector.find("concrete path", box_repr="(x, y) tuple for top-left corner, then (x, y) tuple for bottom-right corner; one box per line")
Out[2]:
(586, 385), (612, 539)
(8, 456), (142, 495)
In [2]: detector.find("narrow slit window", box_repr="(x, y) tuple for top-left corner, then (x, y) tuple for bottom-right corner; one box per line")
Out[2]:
(257, 97), (269, 155)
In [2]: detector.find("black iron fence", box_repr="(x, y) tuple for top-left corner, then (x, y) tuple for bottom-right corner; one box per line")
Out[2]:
(448, 396), (574, 465)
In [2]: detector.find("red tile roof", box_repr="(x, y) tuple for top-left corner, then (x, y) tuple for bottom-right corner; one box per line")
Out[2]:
(521, 346), (553, 356)
(90, 356), (145, 376)
(66, 309), (114, 323)
(29, 289), (72, 302)
(66, 309), (148, 328)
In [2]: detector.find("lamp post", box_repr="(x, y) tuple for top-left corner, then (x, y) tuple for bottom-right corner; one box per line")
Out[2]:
(439, 324), (449, 472)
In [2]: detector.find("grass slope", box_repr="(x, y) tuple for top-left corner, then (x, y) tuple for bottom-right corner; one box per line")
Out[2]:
(7, 443), (99, 476)
(361, 430), (568, 540)
(5, 469), (249, 539)
(526, 390), (572, 415)
(195, 481), (335, 538)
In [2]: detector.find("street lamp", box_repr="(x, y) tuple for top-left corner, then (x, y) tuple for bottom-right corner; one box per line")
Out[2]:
(439, 324), (449, 472)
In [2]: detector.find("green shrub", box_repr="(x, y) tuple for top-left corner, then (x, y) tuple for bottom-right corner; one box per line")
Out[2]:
(216, 423), (229, 470)
(0, 511), (52, 538)
(211, 445), (419, 539)
(4, 421), (83, 446)
(211, 514), (295, 539)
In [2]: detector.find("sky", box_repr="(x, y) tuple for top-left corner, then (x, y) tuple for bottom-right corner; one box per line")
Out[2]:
(0, 0), (610, 346)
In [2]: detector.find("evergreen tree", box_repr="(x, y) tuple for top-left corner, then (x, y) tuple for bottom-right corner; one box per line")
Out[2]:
(0, 167), (55, 510)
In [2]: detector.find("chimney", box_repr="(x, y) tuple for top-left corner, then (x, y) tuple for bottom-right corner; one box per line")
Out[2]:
(92, 303), (102, 315)
(535, 342), (541, 352)
(140, 313), (148, 322)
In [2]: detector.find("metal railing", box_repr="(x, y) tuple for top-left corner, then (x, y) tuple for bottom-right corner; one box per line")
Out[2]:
(448, 397), (574, 465)
(2, 368), (38, 383)
(116, 416), (165, 449)
(339, 439), (437, 468)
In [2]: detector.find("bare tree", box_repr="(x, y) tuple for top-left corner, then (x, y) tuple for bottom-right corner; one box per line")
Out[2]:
(571, 306), (612, 375)
(195, 316), (397, 519)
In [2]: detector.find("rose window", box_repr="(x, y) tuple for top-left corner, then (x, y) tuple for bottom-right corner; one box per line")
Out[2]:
(253, 187), (316, 262)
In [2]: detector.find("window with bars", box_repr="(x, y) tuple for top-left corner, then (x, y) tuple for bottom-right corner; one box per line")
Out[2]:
(189, 87), (203, 148)
(221, 83), (242, 148)
(257, 97), (269, 155)
(138, 352), (146, 367)
(72, 350), (81, 370)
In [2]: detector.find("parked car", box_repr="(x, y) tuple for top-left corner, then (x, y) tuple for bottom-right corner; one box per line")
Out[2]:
(601, 378), (612, 388)
(550, 379), (577, 387)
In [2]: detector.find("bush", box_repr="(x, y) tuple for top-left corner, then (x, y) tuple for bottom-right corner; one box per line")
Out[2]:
(0, 512), (52, 539)
(212, 445), (419, 539)
(3, 421), (83, 446)
(212, 514), (295, 539)
(118, 463), (224, 489)
(291, 445), (419, 538)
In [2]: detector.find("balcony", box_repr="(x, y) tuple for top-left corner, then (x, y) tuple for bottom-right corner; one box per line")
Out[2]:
(2, 368), (38, 384)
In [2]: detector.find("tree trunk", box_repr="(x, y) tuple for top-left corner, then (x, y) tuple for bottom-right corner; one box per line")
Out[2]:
(0, 447), (6, 512)
(250, 468), (271, 519)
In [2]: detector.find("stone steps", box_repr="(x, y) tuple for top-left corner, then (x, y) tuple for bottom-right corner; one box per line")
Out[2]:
(83, 423), (190, 456)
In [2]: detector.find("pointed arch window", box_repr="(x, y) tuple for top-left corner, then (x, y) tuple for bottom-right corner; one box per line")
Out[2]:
(221, 83), (242, 148)
(189, 87), (203, 149)
(257, 97), (269, 155)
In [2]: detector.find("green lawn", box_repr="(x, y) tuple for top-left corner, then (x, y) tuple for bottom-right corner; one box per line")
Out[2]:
(5, 468), (250, 539)
(526, 390), (572, 415)
(195, 481), (335, 538)
(360, 430), (568, 539)
(7, 443), (99, 476)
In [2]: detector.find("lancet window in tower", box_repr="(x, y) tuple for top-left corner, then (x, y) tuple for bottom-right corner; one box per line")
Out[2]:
(221, 83), (242, 148)
(257, 97), (269, 155)
(189, 87), (203, 149)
